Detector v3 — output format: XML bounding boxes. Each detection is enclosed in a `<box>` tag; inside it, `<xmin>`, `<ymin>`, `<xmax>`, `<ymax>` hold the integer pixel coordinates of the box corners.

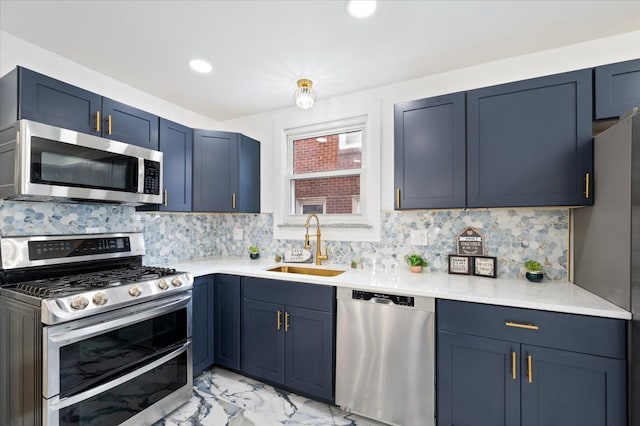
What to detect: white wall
<box><xmin>220</xmin><ymin>31</ymin><xmax>640</xmax><ymax>213</ymax></box>
<box><xmin>0</xmin><ymin>31</ymin><xmax>220</xmax><ymax>129</ymax></box>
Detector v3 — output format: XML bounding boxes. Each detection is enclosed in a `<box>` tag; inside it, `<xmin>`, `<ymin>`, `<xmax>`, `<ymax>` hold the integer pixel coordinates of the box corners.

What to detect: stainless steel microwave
<box><xmin>0</xmin><ymin>119</ymin><xmax>162</xmax><ymax>205</ymax></box>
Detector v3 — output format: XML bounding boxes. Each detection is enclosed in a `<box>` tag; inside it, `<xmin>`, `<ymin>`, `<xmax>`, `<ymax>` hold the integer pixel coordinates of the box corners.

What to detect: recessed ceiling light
<box><xmin>188</xmin><ymin>59</ymin><xmax>213</xmax><ymax>73</ymax></box>
<box><xmin>346</xmin><ymin>0</ymin><xmax>377</xmax><ymax>19</ymax></box>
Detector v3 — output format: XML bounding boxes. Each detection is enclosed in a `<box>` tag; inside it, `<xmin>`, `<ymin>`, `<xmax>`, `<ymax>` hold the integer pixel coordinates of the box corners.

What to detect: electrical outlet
<box><xmin>410</xmin><ymin>230</ymin><xmax>429</xmax><ymax>246</ymax></box>
<box><xmin>233</xmin><ymin>228</ymin><xmax>243</xmax><ymax>240</ymax></box>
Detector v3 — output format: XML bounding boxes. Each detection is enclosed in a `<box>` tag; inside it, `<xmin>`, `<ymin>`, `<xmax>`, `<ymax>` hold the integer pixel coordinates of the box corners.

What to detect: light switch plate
<box><xmin>410</xmin><ymin>230</ymin><xmax>429</xmax><ymax>245</ymax></box>
<box><xmin>233</xmin><ymin>228</ymin><xmax>243</xmax><ymax>240</ymax></box>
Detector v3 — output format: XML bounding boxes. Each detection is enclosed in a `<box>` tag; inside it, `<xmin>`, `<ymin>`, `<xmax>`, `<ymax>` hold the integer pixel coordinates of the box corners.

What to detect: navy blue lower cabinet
<box><xmin>437</xmin><ymin>331</ymin><xmax>520</xmax><ymax>426</ymax></box>
<box><xmin>437</xmin><ymin>300</ymin><xmax>627</xmax><ymax>426</ymax></box>
<box><xmin>242</xmin><ymin>299</ymin><xmax>286</xmax><ymax>384</ymax></box>
<box><xmin>284</xmin><ymin>306</ymin><xmax>334</xmax><ymax>402</ymax></box>
<box><xmin>241</xmin><ymin>277</ymin><xmax>335</xmax><ymax>402</ymax></box>
<box><xmin>520</xmin><ymin>345</ymin><xmax>626</xmax><ymax>426</ymax></box>
<box><xmin>214</xmin><ymin>274</ymin><xmax>241</xmax><ymax>371</ymax></box>
<box><xmin>192</xmin><ymin>275</ymin><xmax>215</xmax><ymax>378</ymax></box>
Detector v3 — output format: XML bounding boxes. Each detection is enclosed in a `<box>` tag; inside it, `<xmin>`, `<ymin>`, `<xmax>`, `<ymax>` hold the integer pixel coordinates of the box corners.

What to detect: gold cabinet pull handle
<box><xmin>232</xmin><ymin>193</ymin><xmax>236</xmax><ymax>209</ymax></box>
<box><xmin>511</xmin><ymin>351</ymin><xmax>517</xmax><ymax>380</ymax></box>
<box><xmin>584</xmin><ymin>172</ymin><xmax>590</xmax><ymax>199</ymax></box>
<box><xmin>285</xmin><ymin>312</ymin><xmax>290</xmax><ymax>331</ymax></box>
<box><xmin>108</xmin><ymin>114</ymin><xmax>112</xmax><ymax>135</ymax></box>
<box><xmin>505</xmin><ymin>321</ymin><xmax>539</xmax><ymax>331</ymax></box>
<box><xmin>95</xmin><ymin>111</ymin><xmax>101</xmax><ymax>132</ymax></box>
<box><xmin>396</xmin><ymin>188</ymin><xmax>401</xmax><ymax>209</ymax></box>
<box><xmin>163</xmin><ymin>190</ymin><xmax>168</xmax><ymax>207</ymax></box>
<box><xmin>277</xmin><ymin>310</ymin><xmax>282</xmax><ymax>330</ymax></box>
<box><xmin>527</xmin><ymin>354</ymin><xmax>533</xmax><ymax>383</ymax></box>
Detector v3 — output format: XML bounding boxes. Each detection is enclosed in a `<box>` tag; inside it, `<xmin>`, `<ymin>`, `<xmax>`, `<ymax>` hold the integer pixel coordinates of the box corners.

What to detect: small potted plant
<box><xmin>524</xmin><ymin>260</ymin><xmax>543</xmax><ymax>282</ymax></box>
<box><xmin>249</xmin><ymin>245</ymin><xmax>260</xmax><ymax>260</ymax></box>
<box><xmin>405</xmin><ymin>254</ymin><xmax>428</xmax><ymax>273</ymax></box>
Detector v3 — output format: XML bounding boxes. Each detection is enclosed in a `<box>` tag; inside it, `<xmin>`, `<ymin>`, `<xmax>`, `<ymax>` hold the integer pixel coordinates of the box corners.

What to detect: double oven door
<box><xmin>42</xmin><ymin>292</ymin><xmax>192</xmax><ymax>426</ymax></box>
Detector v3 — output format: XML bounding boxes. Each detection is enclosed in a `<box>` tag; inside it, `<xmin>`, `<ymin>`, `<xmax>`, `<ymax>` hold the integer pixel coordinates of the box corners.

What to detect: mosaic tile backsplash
<box><xmin>0</xmin><ymin>200</ymin><xmax>568</xmax><ymax>280</ymax></box>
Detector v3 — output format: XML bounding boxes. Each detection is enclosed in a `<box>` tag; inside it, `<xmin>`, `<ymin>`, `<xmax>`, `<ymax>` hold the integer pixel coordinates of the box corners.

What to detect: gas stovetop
<box><xmin>0</xmin><ymin>233</ymin><xmax>193</xmax><ymax>325</ymax></box>
<box><xmin>12</xmin><ymin>266</ymin><xmax>181</xmax><ymax>298</ymax></box>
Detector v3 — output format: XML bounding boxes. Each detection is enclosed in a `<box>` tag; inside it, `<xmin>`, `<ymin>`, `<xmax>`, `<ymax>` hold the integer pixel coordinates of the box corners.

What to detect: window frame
<box><xmin>273</xmin><ymin>111</ymin><xmax>381</xmax><ymax>242</ymax></box>
<box><xmin>286</xmin><ymin>121</ymin><xmax>364</xmax><ymax>220</ymax></box>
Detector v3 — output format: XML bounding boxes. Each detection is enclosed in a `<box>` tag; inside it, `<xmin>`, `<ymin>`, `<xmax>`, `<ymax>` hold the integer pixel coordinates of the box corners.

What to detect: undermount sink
<box><xmin>266</xmin><ymin>265</ymin><xmax>345</xmax><ymax>277</ymax></box>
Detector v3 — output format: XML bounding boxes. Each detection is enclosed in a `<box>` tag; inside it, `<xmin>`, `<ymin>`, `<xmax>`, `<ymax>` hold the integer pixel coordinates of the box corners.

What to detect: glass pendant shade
<box><xmin>294</xmin><ymin>79</ymin><xmax>317</xmax><ymax>109</ymax></box>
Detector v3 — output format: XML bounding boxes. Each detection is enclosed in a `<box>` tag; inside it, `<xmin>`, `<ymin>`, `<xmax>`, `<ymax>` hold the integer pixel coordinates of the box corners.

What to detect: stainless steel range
<box><xmin>0</xmin><ymin>232</ymin><xmax>194</xmax><ymax>426</ymax></box>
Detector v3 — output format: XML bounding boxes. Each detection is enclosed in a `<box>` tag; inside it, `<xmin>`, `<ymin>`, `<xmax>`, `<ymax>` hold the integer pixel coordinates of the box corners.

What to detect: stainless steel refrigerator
<box><xmin>574</xmin><ymin>108</ymin><xmax>640</xmax><ymax>426</ymax></box>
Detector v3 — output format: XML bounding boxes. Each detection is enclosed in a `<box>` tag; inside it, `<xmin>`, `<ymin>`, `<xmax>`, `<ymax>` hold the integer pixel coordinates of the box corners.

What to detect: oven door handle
<box><xmin>46</xmin><ymin>293</ymin><xmax>191</xmax><ymax>345</ymax></box>
<box><xmin>46</xmin><ymin>339</ymin><xmax>191</xmax><ymax>411</ymax></box>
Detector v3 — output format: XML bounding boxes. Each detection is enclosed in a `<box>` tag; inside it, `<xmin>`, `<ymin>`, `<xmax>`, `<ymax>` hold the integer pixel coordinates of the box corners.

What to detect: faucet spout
<box><xmin>304</xmin><ymin>214</ymin><xmax>328</xmax><ymax>265</ymax></box>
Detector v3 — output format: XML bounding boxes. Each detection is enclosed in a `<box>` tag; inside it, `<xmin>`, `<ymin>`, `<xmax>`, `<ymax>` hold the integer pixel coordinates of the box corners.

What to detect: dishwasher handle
<box><xmin>371</xmin><ymin>297</ymin><xmax>392</xmax><ymax>305</ymax></box>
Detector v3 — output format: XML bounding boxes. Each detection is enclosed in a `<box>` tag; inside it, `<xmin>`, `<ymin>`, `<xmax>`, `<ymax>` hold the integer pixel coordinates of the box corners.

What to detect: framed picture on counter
<box><xmin>473</xmin><ymin>256</ymin><xmax>497</xmax><ymax>278</ymax></box>
<box><xmin>448</xmin><ymin>255</ymin><xmax>472</xmax><ymax>275</ymax></box>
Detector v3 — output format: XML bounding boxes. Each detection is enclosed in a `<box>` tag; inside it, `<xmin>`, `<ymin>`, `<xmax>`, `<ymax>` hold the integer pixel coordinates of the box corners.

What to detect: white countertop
<box><xmin>168</xmin><ymin>257</ymin><xmax>631</xmax><ymax>320</ymax></box>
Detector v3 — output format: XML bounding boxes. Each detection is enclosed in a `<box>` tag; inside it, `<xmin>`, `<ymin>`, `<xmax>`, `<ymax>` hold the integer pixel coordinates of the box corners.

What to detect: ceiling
<box><xmin>1</xmin><ymin>1</ymin><xmax>639</xmax><ymax>121</ymax></box>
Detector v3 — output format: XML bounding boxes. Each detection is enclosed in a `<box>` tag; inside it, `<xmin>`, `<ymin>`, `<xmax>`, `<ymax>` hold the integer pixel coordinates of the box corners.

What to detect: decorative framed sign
<box><xmin>473</xmin><ymin>256</ymin><xmax>497</xmax><ymax>278</ymax></box>
<box><xmin>448</xmin><ymin>255</ymin><xmax>473</xmax><ymax>275</ymax></box>
<box><xmin>457</xmin><ymin>227</ymin><xmax>485</xmax><ymax>256</ymax></box>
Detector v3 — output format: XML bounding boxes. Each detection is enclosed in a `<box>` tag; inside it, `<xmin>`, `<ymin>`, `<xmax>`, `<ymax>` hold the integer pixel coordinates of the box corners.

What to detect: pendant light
<box><xmin>294</xmin><ymin>79</ymin><xmax>317</xmax><ymax>109</ymax></box>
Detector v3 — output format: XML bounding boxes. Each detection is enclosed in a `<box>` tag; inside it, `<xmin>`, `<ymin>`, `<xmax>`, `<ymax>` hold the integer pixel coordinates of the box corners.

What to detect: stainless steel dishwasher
<box><xmin>335</xmin><ymin>287</ymin><xmax>435</xmax><ymax>426</ymax></box>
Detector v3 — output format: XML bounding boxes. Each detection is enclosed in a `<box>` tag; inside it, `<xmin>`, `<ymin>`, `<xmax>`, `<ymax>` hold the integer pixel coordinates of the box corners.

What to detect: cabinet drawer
<box><xmin>242</xmin><ymin>277</ymin><xmax>334</xmax><ymax>312</ymax></box>
<box><xmin>437</xmin><ymin>299</ymin><xmax>625</xmax><ymax>359</ymax></box>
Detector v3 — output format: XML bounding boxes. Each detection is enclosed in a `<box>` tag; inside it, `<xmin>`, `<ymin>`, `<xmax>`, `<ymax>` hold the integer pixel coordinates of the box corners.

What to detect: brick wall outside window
<box><xmin>293</xmin><ymin>134</ymin><xmax>361</xmax><ymax>214</ymax></box>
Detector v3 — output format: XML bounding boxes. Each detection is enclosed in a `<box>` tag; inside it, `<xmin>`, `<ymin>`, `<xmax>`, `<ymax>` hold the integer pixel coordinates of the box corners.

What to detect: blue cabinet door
<box><xmin>101</xmin><ymin>97</ymin><xmax>159</xmax><ymax>150</ymax></box>
<box><xmin>192</xmin><ymin>129</ymin><xmax>239</xmax><ymax>212</ymax></box>
<box><xmin>17</xmin><ymin>67</ymin><xmax>102</xmax><ymax>135</ymax></box>
<box><xmin>242</xmin><ymin>299</ymin><xmax>285</xmax><ymax>384</ymax></box>
<box><xmin>192</xmin><ymin>275</ymin><xmax>215</xmax><ymax>378</ymax></box>
<box><xmin>394</xmin><ymin>92</ymin><xmax>466</xmax><ymax>209</ymax></box>
<box><xmin>521</xmin><ymin>345</ymin><xmax>626</xmax><ymax>426</ymax></box>
<box><xmin>284</xmin><ymin>305</ymin><xmax>334</xmax><ymax>402</ymax></box>
<box><xmin>467</xmin><ymin>69</ymin><xmax>593</xmax><ymax>207</ymax></box>
<box><xmin>159</xmin><ymin>118</ymin><xmax>192</xmax><ymax>211</ymax></box>
<box><xmin>437</xmin><ymin>331</ymin><xmax>520</xmax><ymax>426</ymax></box>
<box><xmin>595</xmin><ymin>58</ymin><xmax>640</xmax><ymax>119</ymax></box>
<box><xmin>238</xmin><ymin>134</ymin><xmax>261</xmax><ymax>213</ymax></box>
<box><xmin>214</xmin><ymin>274</ymin><xmax>241</xmax><ymax>371</ymax></box>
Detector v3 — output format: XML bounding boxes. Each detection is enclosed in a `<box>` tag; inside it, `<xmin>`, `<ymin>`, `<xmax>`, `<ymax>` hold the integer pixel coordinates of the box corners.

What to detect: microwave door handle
<box><xmin>138</xmin><ymin>157</ymin><xmax>145</xmax><ymax>194</ymax></box>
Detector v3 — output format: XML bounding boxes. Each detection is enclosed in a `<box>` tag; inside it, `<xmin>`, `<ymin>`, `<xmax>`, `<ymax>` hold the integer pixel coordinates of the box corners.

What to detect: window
<box><xmin>274</xmin><ymin>113</ymin><xmax>381</xmax><ymax>242</ymax></box>
<box><xmin>289</xmin><ymin>130</ymin><xmax>362</xmax><ymax>216</ymax></box>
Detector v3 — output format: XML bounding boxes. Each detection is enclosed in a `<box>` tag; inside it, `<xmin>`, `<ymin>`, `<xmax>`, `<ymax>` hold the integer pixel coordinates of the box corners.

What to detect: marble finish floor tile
<box><xmin>155</xmin><ymin>367</ymin><xmax>386</xmax><ymax>426</ymax></box>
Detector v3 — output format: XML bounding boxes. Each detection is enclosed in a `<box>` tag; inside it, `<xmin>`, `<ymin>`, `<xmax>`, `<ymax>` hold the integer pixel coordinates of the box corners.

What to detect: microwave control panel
<box><xmin>143</xmin><ymin>160</ymin><xmax>161</xmax><ymax>195</ymax></box>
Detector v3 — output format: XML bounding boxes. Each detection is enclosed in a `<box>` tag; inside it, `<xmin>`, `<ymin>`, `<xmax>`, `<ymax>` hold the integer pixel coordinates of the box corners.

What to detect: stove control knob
<box><xmin>70</xmin><ymin>296</ymin><xmax>89</xmax><ymax>310</ymax></box>
<box><xmin>157</xmin><ymin>279</ymin><xmax>169</xmax><ymax>290</ymax></box>
<box><xmin>171</xmin><ymin>277</ymin><xmax>183</xmax><ymax>287</ymax></box>
<box><xmin>92</xmin><ymin>292</ymin><xmax>109</xmax><ymax>306</ymax></box>
<box><xmin>129</xmin><ymin>285</ymin><xmax>143</xmax><ymax>297</ymax></box>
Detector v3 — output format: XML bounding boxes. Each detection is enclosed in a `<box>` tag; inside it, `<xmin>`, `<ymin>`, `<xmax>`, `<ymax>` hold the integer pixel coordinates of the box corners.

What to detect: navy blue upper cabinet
<box><xmin>241</xmin><ymin>277</ymin><xmax>335</xmax><ymax>402</ymax></box>
<box><xmin>214</xmin><ymin>274</ymin><xmax>241</xmax><ymax>371</ymax></box>
<box><xmin>437</xmin><ymin>300</ymin><xmax>627</xmax><ymax>426</ymax></box>
<box><xmin>101</xmin><ymin>98</ymin><xmax>159</xmax><ymax>150</ymax></box>
<box><xmin>394</xmin><ymin>92</ymin><xmax>466</xmax><ymax>209</ymax></box>
<box><xmin>467</xmin><ymin>69</ymin><xmax>593</xmax><ymax>207</ymax></box>
<box><xmin>595</xmin><ymin>58</ymin><xmax>640</xmax><ymax>120</ymax></box>
<box><xmin>192</xmin><ymin>275</ymin><xmax>215</xmax><ymax>378</ymax></box>
<box><xmin>1</xmin><ymin>67</ymin><xmax>102</xmax><ymax>134</ymax></box>
<box><xmin>0</xmin><ymin>67</ymin><xmax>159</xmax><ymax>150</ymax></box>
<box><xmin>159</xmin><ymin>118</ymin><xmax>193</xmax><ymax>211</ymax></box>
<box><xmin>193</xmin><ymin>130</ymin><xmax>260</xmax><ymax>213</ymax></box>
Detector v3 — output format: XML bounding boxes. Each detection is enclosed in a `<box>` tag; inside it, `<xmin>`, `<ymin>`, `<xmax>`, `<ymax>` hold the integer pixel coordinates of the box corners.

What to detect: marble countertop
<box><xmin>168</xmin><ymin>257</ymin><xmax>631</xmax><ymax>320</ymax></box>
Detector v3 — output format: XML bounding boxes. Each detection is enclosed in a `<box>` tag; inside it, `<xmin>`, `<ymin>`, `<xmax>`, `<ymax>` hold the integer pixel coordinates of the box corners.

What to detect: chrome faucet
<box><xmin>304</xmin><ymin>213</ymin><xmax>328</xmax><ymax>265</ymax></box>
